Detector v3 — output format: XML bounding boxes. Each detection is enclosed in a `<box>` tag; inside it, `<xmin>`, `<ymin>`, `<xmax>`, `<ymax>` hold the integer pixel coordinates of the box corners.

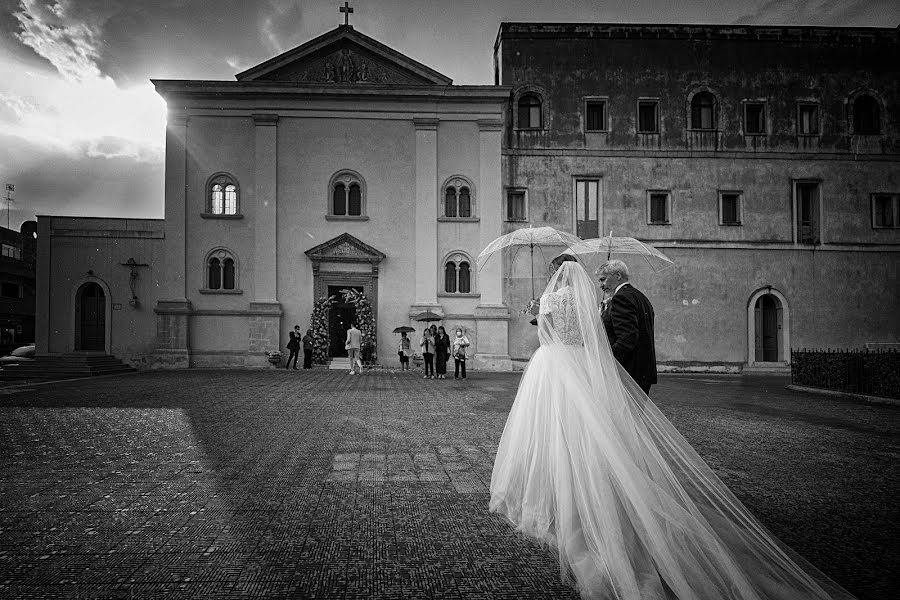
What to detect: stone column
<box><xmin>474</xmin><ymin>119</ymin><xmax>512</xmax><ymax>371</ymax></box>
<box><xmin>250</xmin><ymin>113</ymin><xmax>282</xmax><ymax>366</ymax></box>
<box><xmin>153</xmin><ymin>112</ymin><xmax>192</xmax><ymax>368</ymax></box>
<box><xmin>410</xmin><ymin>118</ymin><xmax>441</xmax><ymax>318</ymax></box>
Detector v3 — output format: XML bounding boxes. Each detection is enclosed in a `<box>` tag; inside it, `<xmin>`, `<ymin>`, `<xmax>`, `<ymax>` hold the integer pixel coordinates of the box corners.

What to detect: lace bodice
<box><xmin>539</xmin><ymin>286</ymin><xmax>583</xmax><ymax>345</ymax></box>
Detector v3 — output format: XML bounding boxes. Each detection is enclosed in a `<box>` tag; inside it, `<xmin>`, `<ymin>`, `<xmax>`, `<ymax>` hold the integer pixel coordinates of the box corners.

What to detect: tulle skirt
<box><xmin>489</xmin><ymin>343</ymin><xmax>854</xmax><ymax>600</ymax></box>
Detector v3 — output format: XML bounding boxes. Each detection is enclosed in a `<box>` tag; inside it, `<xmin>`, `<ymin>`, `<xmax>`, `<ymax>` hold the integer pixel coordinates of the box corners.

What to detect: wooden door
<box><xmin>79</xmin><ymin>283</ymin><xmax>105</xmax><ymax>351</ymax></box>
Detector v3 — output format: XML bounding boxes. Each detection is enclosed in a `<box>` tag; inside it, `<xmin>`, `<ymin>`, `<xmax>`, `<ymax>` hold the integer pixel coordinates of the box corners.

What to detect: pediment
<box><xmin>236</xmin><ymin>25</ymin><xmax>451</xmax><ymax>86</ymax></box>
<box><xmin>305</xmin><ymin>233</ymin><xmax>386</xmax><ymax>264</ymax></box>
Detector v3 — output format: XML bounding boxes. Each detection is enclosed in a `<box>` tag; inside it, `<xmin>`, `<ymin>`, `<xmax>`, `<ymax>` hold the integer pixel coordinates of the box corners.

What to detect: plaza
<box><xmin>0</xmin><ymin>369</ymin><xmax>896</xmax><ymax>599</ymax></box>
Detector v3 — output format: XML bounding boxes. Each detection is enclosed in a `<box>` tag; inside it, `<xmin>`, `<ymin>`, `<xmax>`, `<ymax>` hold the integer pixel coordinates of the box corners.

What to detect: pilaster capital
<box><xmin>167</xmin><ymin>113</ymin><xmax>189</xmax><ymax>127</ymax></box>
<box><xmin>477</xmin><ymin>119</ymin><xmax>504</xmax><ymax>132</ymax></box>
<box><xmin>252</xmin><ymin>113</ymin><xmax>280</xmax><ymax>126</ymax></box>
<box><xmin>413</xmin><ymin>117</ymin><xmax>439</xmax><ymax>131</ymax></box>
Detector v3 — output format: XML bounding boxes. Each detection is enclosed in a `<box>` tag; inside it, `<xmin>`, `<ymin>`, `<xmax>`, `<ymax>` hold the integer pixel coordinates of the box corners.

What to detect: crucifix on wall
<box><xmin>340</xmin><ymin>1</ymin><xmax>353</xmax><ymax>26</ymax></box>
<box><xmin>120</xmin><ymin>257</ymin><xmax>149</xmax><ymax>307</ymax></box>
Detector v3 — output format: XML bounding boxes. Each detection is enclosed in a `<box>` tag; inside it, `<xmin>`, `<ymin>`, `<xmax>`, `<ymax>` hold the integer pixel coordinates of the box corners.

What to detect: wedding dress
<box><xmin>489</xmin><ymin>262</ymin><xmax>854</xmax><ymax>600</ymax></box>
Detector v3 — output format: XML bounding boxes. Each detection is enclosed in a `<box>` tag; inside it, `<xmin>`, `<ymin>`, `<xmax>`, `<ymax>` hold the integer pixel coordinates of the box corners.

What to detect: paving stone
<box><xmin>0</xmin><ymin>370</ymin><xmax>895</xmax><ymax>599</ymax></box>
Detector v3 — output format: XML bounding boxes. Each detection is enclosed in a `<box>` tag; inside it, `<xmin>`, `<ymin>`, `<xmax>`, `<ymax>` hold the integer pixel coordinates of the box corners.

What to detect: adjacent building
<box><xmin>495</xmin><ymin>23</ymin><xmax>900</xmax><ymax>369</ymax></box>
<box><xmin>0</xmin><ymin>221</ymin><xmax>37</xmax><ymax>353</ymax></box>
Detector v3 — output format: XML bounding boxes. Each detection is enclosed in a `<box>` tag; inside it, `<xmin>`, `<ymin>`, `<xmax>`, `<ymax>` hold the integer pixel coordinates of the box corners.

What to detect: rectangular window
<box><xmin>719</xmin><ymin>192</ymin><xmax>742</xmax><ymax>225</ymax></box>
<box><xmin>575</xmin><ymin>179</ymin><xmax>600</xmax><ymax>238</ymax></box>
<box><xmin>794</xmin><ymin>181</ymin><xmax>821</xmax><ymax>244</ymax></box>
<box><xmin>506</xmin><ymin>190</ymin><xmax>526</xmax><ymax>221</ymax></box>
<box><xmin>798</xmin><ymin>103</ymin><xmax>819</xmax><ymax>135</ymax></box>
<box><xmin>744</xmin><ymin>102</ymin><xmax>766</xmax><ymax>135</ymax></box>
<box><xmin>0</xmin><ymin>282</ymin><xmax>19</xmax><ymax>298</ymax></box>
<box><xmin>1</xmin><ymin>244</ymin><xmax>21</xmax><ymax>260</ymax></box>
<box><xmin>648</xmin><ymin>191</ymin><xmax>671</xmax><ymax>225</ymax></box>
<box><xmin>585</xmin><ymin>100</ymin><xmax>607</xmax><ymax>132</ymax></box>
<box><xmin>872</xmin><ymin>194</ymin><xmax>900</xmax><ymax>228</ymax></box>
<box><xmin>637</xmin><ymin>101</ymin><xmax>659</xmax><ymax>133</ymax></box>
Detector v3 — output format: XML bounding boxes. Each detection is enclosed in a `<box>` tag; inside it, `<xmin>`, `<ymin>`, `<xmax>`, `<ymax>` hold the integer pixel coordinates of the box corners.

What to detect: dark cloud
<box><xmin>733</xmin><ymin>0</ymin><xmax>899</xmax><ymax>26</ymax></box>
<box><xmin>0</xmin><ymin>133</ymin><xmax>163</xmax><ymax>228</ymax></box>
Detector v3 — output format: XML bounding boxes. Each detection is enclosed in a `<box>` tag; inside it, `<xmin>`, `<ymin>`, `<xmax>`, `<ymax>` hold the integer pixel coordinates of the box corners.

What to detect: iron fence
<box><xmin>791</xmin><ymin>348</ymin><xmax>900</xmax><ymax>400</ymax></box>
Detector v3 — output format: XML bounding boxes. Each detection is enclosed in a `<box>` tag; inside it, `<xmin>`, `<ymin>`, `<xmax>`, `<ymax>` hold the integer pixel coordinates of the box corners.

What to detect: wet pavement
<box><xmin>0</xmin><ymin>369</ymin><xmax>896</xmax><ymax>599</ymax></box>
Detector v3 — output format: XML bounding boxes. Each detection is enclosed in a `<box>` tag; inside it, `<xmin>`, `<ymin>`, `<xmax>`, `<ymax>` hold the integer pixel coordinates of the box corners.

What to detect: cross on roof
<box><xmin>339</xmin><ymin>1</ymin><xmax>353</xmax><ymax>26</ymax></box>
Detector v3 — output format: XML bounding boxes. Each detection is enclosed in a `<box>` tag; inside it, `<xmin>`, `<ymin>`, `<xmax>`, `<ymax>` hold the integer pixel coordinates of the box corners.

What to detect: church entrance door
<box><xmin>78</xmin><ymin>282</ymin><xmax>106</xmax><ymax>352</ymax></box>
<box><xmin>328</xmin><ymin>286</ymin><xmax>362</xmax><ymax>357</ymax></box>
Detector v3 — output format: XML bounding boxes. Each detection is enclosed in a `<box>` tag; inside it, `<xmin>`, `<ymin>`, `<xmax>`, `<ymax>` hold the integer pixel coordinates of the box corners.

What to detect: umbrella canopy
<box><xmin>392</xmin><ymin>326</ymin><xmax>416</xmax><ymax>334</ymax></box>
<box><xmin>477</xmin><ymin>226</ymin><xmax>584</xmax><ymax>298</ymax></box>
<box><xmin>412</xmin><ymin>311</ymin><xmax>443</xmax><ymax>323</ymax></box>
<box><xmin>566</xmin><ymin>236</ymin><xmax>675</xmax><ymax>275</ymax></box>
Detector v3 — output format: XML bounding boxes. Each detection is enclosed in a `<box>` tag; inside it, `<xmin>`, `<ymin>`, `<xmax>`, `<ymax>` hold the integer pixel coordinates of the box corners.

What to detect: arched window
<box><xmin>458</xmin><ymin>188</ymin><xmax>471</xmax><ymax>218</ymax></box>
<box><xmin>441</xmin><ymin>177</ymin><xmax>475</xmax><ymax>219</ymax></box>
<box><xmin>223</xmin><ymin>258</ymin><xmax>235</xmax><ymax>290</ymax></box>
<box><xmin>690</xmin><ymin>92</ymin><xmax>718</xmax><ymax>130</ymax></box>
<box><xmin>853</xmin><ymin>95</ymin><xmax>881</xmax><ymax>134</ymax></box>
<box><xmin>458</xmin><ymin>262</ymin><xmax>471</xmax><ymax>293</ymax></box>
<box><xmin>445</xmin><ymin>187</ymin><xmax>457</xmax><ymax>218</ymax></box>
<box><xmin>329</xmin><ymin>171</ymin><xmax>366</xmax><ymax>217</ymax></box>
<box><xmin>205</xmin><ymin>249</ymin><xmax>238</xmax><ymax>291</ymax></box>
<box><xmin>208</xmin><ymin>257</ymin><xmax>221</xmax><ymax>289</ymax></box>
<box><xmin>443</xmin><ymin>253</ymin><xmax>474</xmax><ymax>294</ymax></box>
<box><xmin>207</xmin><ymin>173</ymin><xmax>239</xmax><ymax>215</ymax></box>
<box><xmin>333</xmin><ymin>184</ymin><xmax>347</xmax><ymax>216</ymax></box>
<box><xmin>444</xmin><ymin>263</ymin><xmax>457</xmax><ymax>293</ymax></box>
<box><xmin>518</xmin><ymin>94</ymin><xmax>542</xmax><ymax>129</ymax></box>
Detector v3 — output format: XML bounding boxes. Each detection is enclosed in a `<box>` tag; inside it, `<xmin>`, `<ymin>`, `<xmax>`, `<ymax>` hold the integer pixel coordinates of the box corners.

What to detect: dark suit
<box><xmin>286</xmin><ymin>331</ymin><xmax>300</xmax><ymax>369</ymax></box>
<box><xmin>601</xmin><ymin>283</ymin><xmax>657</xmax><ymax>394</ymax></box>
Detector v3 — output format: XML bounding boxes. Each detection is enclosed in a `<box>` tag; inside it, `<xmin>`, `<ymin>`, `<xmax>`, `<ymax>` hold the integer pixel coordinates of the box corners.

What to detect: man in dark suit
<box><xmin>598</xmin><ymin>260</ymin><xmax>657</xmax><ymax>395</ymax></box>
<box><xmin>286</xmin><ymin>325</ymin><xmax>301</xmax><ymax>370</ymax></box>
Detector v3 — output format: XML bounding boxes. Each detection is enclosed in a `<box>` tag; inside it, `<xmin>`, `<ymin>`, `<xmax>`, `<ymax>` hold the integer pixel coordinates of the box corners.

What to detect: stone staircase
<box><xmin>328</xmin><ymin>357</ymin><xmax>352</xmax><ymax>371</ymax></box>
<box><xmin>0</xmin><ymin>353</ymin><xmax>137</xmax><ymax>381</ymax></box>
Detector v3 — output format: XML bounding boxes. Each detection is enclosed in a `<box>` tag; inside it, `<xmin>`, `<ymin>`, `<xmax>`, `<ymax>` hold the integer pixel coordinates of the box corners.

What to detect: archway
<box><xmin>76</xmin><ymin>282</ymin><xmax>106</xmax><ymax>352</ymax></box>
<box><xmin>747</xmin><ymin>288</ymin><xmax>790</xmax><ymax>366</ymax></box>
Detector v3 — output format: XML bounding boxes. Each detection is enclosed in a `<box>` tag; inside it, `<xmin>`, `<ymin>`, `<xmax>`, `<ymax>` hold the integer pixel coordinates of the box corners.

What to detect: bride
<box><xmin>489</xmin><ymin>257</ymin><xmax>855</xmax><ymax>600</ymax></box>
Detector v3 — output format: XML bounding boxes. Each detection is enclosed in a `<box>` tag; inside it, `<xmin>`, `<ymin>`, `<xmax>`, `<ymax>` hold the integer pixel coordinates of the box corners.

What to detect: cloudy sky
<box><xmin>0</xmin><ymin>0</ymin><xmax>897</xmax><ymax>231</ymax></box>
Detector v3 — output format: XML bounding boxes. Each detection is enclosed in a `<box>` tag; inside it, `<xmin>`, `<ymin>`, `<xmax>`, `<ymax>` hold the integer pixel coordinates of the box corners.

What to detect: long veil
<box><xmin>490</xmin><ymin>262</ymin><xmax>854</xmax><ymax>600</ymax></box>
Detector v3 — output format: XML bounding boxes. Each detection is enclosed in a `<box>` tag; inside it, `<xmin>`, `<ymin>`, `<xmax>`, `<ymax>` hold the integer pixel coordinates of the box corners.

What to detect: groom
<box><xmin>598</xmin><ymin>260</ymin><xmax>657</xmax><ymax>395</ymax></box>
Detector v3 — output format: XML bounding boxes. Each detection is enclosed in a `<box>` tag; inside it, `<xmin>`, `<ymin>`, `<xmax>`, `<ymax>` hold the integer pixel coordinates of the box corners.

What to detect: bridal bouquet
<box><xmin>519</xmin><ymin>298</ymin><xmax>538</xmax><ymax>315</ymax></box>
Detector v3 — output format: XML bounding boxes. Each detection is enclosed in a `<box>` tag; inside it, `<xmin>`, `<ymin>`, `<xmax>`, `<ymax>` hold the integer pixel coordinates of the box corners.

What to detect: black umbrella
<box><xmin>413</xmin><ymin>311</ymin><xmax>442</xmax><ymax>322</ymax></box>
<box><xmin>392</xmin><ymin>326</ymin><xmax>416</xmax><ymax>334</ymax></box>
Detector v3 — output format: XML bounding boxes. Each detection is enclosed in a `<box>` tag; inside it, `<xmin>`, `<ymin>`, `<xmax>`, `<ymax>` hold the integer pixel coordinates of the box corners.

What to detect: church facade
<box><xmin>37</xmin><ymin>24</ymin><xmax>513</xmax><ymax>370</ymax></box>
<box><xmin>36</xmin><ymin>21</ymin><xmax>899</xmax><ymax>371</ymax></box>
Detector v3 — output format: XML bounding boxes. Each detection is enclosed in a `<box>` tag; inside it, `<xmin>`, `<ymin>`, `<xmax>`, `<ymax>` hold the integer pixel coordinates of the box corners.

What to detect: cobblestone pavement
<box><xmin>0</xmin><ymin>369</ymin><xmax>896</xmax><ymax>599</ymax></box>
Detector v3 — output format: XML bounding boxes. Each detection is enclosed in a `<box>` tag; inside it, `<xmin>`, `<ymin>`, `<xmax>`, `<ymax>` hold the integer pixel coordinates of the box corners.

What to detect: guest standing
<box><xmin>302</xmin><ymin>329</ymin><xmax>314</xmax><ymax>369</ymax></box>
<box><xmin>346</xmin><ymin>322</ymin><xmax>362</xmax><ymax>376</ymax></box>
<box><xmin>398</xmin><ymin>332</ymin><xmax>411</xmax><ymax>371</ymax></box>
<box><xmin>452</xmin><ymin>328</ymin><xmax>470</xmax><ymax>380</ymax></box>
<box><xmin>285</xmin><ymin>325</ymin><xmax>301</xmax><ymax>370</ymax></box>
<box><xmin>420</xmin><ymin>329</ymin><xmax>435</xmax><ymax>379</ymax></box>
<box><xmin>434</xmin><ymin>326</ymin><xmax>451</xmax><ymax>379</ymax></box>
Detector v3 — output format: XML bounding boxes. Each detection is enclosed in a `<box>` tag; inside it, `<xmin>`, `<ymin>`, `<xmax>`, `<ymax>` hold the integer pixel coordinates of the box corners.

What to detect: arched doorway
<box><xmin>76</xmin><ymin>282</ymin><xmax>106</xmax><ymax>352</ymax></box>
<box><xmin>747</xmin><ymin>288</ymin><xmax>790</xmax><ymax>366</ymax></box>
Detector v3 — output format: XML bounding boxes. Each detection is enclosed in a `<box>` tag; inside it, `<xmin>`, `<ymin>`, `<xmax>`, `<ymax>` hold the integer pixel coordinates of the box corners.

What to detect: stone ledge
<box><xmin>787</xmin><ymin>385</ymin><xmax>899</xmax><ymax>406</ymax></box>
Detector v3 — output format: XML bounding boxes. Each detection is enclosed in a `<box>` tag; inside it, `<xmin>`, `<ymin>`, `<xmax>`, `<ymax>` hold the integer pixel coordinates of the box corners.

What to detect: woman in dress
<box><xmin>489</xmin><ymin>258</ymin><xmax>854</xmax><ymax>600</ymax></box>
<box><xmin>434</xmin><ymin>326</ymin><xmax>451</xmax><ymax>379</ymax></box>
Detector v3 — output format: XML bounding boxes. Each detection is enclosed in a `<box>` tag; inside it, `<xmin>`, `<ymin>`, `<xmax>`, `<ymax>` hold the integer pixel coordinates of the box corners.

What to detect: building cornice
<box><xmin>496</xmin><ymin>22</ymin><xmax>900</xmax><ymax>46</ymax></box>
<box><xmin>152</xmin><ymin>80</ymin><xmax>511</xmax><ymax>103</ymax></box>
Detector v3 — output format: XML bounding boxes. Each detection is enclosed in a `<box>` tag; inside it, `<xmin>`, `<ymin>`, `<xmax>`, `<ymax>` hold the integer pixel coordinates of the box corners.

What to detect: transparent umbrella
<box><xmin>566</xmin><ymin>235</ymin><xmax>675</xmax><ymax>276</ymax></box>
<box><xmin>477</xmin><ymin>226</ymin><xmax>583</xmax><ymax>298</ymax></box>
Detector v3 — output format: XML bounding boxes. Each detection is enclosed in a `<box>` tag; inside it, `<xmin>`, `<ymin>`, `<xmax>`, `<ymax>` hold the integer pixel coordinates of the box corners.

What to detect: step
<box><xmin>329</xmin><ymin>358</ymin><xmax>352</xmax><ymax>370</ymax></box>
<box><xmin>0</xmin><ymin>354</ymin><xmax>136</xmax><ymax>380</ymax></box>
